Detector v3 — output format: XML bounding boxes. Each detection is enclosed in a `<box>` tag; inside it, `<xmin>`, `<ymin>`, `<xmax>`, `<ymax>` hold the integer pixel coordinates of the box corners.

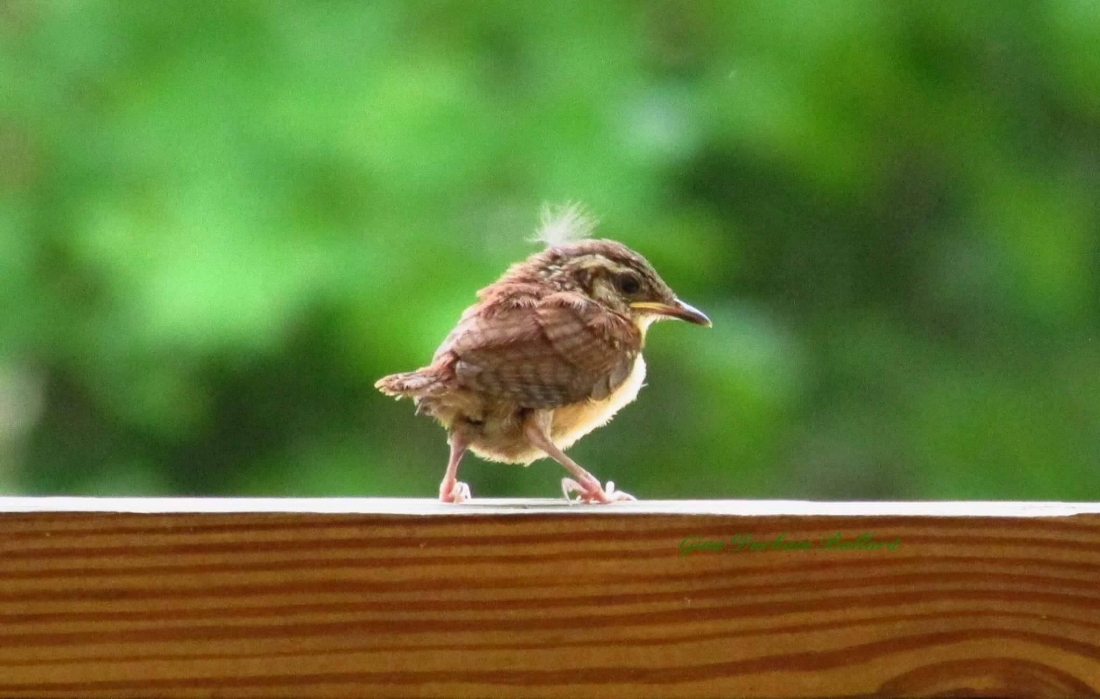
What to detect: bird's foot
<box><xmin>561</xmin><ymin>477</ymin><xmax>636</xmax><ymax>504</ymax></box>
<box><xmin>439</xmin><ymin>478</ymin><xmax>472</xmax><ymax>504</ymax></box>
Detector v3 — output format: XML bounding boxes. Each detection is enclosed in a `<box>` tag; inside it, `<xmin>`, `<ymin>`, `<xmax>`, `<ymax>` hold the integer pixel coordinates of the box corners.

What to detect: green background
<box><xmin>2</xmin><ymin>1</ymin><xmax>1099</xmax><ymax>500</ymax></box>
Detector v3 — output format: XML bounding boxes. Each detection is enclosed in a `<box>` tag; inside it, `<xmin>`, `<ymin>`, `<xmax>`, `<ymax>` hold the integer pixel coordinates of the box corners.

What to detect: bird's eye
<box><xmin>617</xmin><ymin>274</ymin><xmax>641</xmax><ymax>295</ymax></box>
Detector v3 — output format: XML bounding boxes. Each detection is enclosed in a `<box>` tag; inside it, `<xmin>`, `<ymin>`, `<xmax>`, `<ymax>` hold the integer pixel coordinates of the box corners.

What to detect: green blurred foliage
<box><xmin>1</xmin><ymin>0</ymin><xmax>1099</xmax><ymax>499</ymax></box>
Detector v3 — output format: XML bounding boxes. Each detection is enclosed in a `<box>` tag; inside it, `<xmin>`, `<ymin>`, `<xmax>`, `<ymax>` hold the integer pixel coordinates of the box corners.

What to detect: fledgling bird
<box><xmin>375</xmin><ymin>206</ymin><xmax>711</xmax><ymax>504</ymax></box>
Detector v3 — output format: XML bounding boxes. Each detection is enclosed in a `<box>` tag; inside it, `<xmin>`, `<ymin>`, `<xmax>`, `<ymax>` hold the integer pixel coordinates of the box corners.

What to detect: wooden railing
<box><xmin>1</xmin><ymin>498</ymin><xmax>1099</xmax><ymax>698</ymax></box>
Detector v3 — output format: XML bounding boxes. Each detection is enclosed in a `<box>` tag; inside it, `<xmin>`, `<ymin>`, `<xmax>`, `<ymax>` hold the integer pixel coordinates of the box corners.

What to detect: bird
<box><xmin>375</xmin><ymin>206</ymin><xmax>711</xmax><ymax>504</ymax></box>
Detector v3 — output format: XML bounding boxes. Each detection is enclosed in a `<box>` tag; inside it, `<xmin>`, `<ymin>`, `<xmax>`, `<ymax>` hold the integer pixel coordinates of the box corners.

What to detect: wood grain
<box><xmin>0</xmin><ymin>498</ymin><xmax>1098</xmax><ymax>698</ymax></box>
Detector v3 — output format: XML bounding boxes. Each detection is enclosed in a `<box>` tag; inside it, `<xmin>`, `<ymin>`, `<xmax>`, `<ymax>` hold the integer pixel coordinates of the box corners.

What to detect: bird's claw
<box><xmin>561</xmin><ymin>477</ymin><xmax>636</xmax><ymax>504</ymax></box>
<box><xmin>439</xmin><ymin>479</ymin><xmax>472</xmax><ymax>504</ymax></box>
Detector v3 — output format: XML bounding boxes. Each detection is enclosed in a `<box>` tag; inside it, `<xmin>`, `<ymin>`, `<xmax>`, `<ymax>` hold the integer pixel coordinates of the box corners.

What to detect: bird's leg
<box><xmin>522</xmin><ymin>411</ymin><xmax>635</xmax><ymax>504</ymax></box>
<box><xmin>439</xmin><ymin>431</ymin><xmax>472</xmax><ymax>504</ymax></box>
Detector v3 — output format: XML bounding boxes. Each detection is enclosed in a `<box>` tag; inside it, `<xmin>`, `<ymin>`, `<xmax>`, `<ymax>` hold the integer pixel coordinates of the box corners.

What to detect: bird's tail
<box><xmin>374</xmin><ymin>366</ymin><xmax>445</xmax><ymax>400</ymax></box>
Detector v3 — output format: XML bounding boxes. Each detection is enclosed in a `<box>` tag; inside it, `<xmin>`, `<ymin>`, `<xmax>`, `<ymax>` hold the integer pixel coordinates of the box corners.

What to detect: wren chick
<box><xmin>375</xmin><ymin>208</ymin><xmax>711</xmax><ymax>504</ymax></box>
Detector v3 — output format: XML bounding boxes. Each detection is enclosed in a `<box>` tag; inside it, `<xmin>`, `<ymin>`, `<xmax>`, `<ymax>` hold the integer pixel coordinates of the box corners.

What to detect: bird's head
<box><xmin>519</xmin><ymin>239</ymin><xmax>712</xmax><ymax>331</ymax></box>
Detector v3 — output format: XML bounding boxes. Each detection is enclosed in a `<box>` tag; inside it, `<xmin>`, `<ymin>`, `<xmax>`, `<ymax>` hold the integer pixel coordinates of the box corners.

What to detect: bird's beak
<box><xmin>630</xmin><ymin>299</ymin><xmax>712</xmax><ymax>327</ymax></box>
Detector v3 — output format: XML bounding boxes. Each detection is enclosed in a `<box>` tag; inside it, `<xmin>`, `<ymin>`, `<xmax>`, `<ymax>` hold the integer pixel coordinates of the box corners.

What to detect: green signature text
<box><xmin>679</xmin><ymin>533</ymin><xmax>901</xmax><ymax>557</ymax></box>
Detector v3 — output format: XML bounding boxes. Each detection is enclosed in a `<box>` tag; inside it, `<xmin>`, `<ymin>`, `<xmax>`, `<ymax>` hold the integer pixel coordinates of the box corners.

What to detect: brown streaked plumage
<box><xmin>376</xmin><ymin>214</ymin><xmax>711</xmax><ymax>504</ymax></box>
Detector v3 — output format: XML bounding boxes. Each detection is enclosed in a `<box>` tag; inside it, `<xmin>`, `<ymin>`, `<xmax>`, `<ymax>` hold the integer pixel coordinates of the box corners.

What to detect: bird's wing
<box><xmin>441</xmin><ymin>292</ymin><xmax>639</xmax><ymax>408</ymax></box>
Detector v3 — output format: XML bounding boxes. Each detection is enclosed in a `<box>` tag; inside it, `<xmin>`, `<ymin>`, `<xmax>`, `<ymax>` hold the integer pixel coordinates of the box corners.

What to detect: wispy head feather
<box><xmin>529</xmin><ymin>202</ymin><xmax>598</xmax><ymax>247</ymax></box>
